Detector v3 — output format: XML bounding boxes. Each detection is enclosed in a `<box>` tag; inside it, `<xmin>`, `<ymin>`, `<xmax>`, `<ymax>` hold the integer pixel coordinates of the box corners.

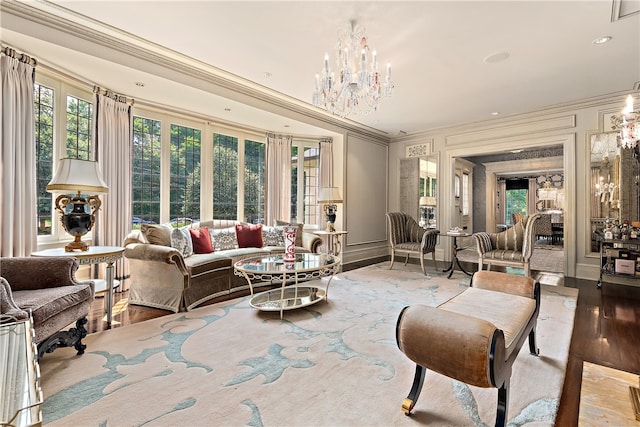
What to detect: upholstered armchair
<box><xmin>386</xmin><ymin>212</ymin><xmax>440</xmax><ymax>275</ymax></box>
<box><xmin>0</xmin><ymin>257</ymin><xmax>95</xmax><ymax>359</ymax></box>
<box><xmin>472</xmin><ymin>214</ymin><xmax>540</xmax><ymax>277</ymax></box>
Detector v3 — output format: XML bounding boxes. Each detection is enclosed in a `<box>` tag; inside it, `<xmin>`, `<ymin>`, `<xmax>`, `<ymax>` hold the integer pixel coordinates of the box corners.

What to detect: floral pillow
<box><xmin>170</xmin><ymin>227</ymin><xmax>193</xmax><ymax>258</ymax></box>
<box><xmin>262</xmin><ymin>226</ymin><xmax>285</xmax><ymax>247</ymax></box>
<box><xmin>209</xmin><ymin>227</ymin><xmax>238</xmax><ymax>251</ymax></box>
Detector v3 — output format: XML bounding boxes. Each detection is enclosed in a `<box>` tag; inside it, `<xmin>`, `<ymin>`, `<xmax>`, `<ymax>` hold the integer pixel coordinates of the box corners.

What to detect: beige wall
<box><xmin>388</xmin><ymin>91</ymin><xmax>640</xmax><ymax>281</ymax></box>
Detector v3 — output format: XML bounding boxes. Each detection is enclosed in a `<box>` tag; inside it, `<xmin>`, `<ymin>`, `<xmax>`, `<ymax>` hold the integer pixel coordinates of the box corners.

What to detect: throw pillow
<box><xmin>262</xmin><ymin>226</ymin><xmax>285</xmax><ymax>247</ymax></box>
<box><xmin>236</xmin><ymin>224</ymin><xmax>264</xmax><ymax>248</ymax></box>
<box><xmin>189</xmin><ymin>227</ymin><xmax>213</xmax><ymax>254</ymax></box>
<box><xmin>171</xmin><ymin>227</ymin><xmax>193</xmax><ymax>258</ymax></box>
<box><xmin>141</xmin><ymin>224</ymin><xmax>172</xmax><ymax>247</ymax></box>
<box><xmin>209</xmin><ymin>227</ymin><xmax>239</xmax><ymax>251</ymax></box>
<box><xmin>275</xmin><ymin>220</ymin><xmax>303</xmax><ymax>247</ymax></box>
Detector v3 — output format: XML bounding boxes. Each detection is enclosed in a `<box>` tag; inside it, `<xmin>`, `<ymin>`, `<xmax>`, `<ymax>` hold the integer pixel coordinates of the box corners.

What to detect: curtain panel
<box><xmin>0</xmin><ymin>47</ymin><xmax>37</xmax><ymax>257</ymax></box>
<box><xmin>265</xmin><ymin>133</ymin><xmax>292</xmax><ymax>225</ymax></box>
<box><xmin>93</xmin><ymin>87</ymin><xmax>133</xmax><ymax>287</ymax></box>
<box><xmin>528</xmin><ymin>178</ymin><xmax>538</xmax><ymax>214</ymax></box>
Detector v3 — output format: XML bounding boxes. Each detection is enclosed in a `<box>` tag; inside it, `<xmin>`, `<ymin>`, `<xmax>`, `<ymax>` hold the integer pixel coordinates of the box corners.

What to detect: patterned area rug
<box><xmin>39</xmin><ymin>263</ymin><xmax>578</xmax><ymax>426</ymax></box>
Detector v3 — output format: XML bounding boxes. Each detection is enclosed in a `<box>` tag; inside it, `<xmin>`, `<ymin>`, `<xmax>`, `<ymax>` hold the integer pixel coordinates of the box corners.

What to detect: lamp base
<box><xmin>325</xmin><ymin>221</ymin><xmax>336</xmax><ymax>232</ymax></box>
<box><xmin>65</xmin><ymin>235</ymin><xmax>89</xmax><ymax>252</ymax></box>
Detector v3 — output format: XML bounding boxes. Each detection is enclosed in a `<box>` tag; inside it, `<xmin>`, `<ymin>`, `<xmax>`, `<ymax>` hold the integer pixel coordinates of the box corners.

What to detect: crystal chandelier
<box><xmin>611</xmin><ymin>95</ymin><xmax>639</xmax><ymax>149</ymax></box>
<box><xmin>312</xmin><ymin>21</ymin><xmax>393</xmax><ymax>117</ymax></box>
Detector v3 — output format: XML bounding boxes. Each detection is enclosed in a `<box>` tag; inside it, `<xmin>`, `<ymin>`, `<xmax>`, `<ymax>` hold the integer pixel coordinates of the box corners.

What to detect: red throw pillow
<box><xmin>189</xmin><ymin>227</ymin><xmax>213</xmax><ymax>253</ymax></box>
<box><xmin>236</xmin><ymin>224</ymin><xmax>263</xmax><ymax>248</ymax></box>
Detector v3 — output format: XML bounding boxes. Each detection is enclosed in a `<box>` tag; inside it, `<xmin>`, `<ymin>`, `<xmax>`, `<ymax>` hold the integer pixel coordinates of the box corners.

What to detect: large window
<box><xmin>212</xmin><ymin>133</ymin><xmax>238</xmax><ymax>220</ymax></box>
<box><xmin>34</xmin><ymin>84</ymin><xmax>55</xmax><ymax>236</ymax></box>
<box><xmin>132</xmin><ymin>116</ymin><xmax>161</xmax><ymax>225</ymax></box>
<box><xmin>244</xmin><ymin>139</ymin><xmax>265</xmax><ymax>224</ymax></box>
<box><xmin>65</xmin><ymin>95</ymin><xmax>92</xmax><ymax>160</ymax></box>
<box><xmin>291</xmin><ymin>143</ymin><xmax>319</xmax><ymax>225</ymax></box>
<box><xmin>34</xmin><ymin>79</ymin><xmax>94</xmax><ymax>240</ymax></box>
<box><xmin>170</xmin><ymin>124</ymin><xmax>201</xmax><ymax>223</ymax></box>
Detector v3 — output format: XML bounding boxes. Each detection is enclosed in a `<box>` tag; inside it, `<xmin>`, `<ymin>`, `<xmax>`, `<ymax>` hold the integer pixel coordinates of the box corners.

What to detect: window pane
<box><xmin>244</xmin><ymin>139</ymin><xmax>265</xmax><ymax>224</ymax></box>
<box><xmin>213</xmin><ymin>133</ymin><xmax>238</xmax><ymax>220</ymax></box>
<box><xmin>302</xmin><ymin>146</ymin><xmax>319</xmax><ymax>225</ymax></box>
<box><xmin>290</xmin><ymin>146</ymin><xmax>298</xmax><ymax>220</ymax></box>
<box><xmin>34</xmin><ymin>84</ymin><xmax>55</xmax><ymax>236</ymax></box>
<box><xmin>462</xmin><ymin>173</ymin><xmax>469</xmax><ymax>216</ymax></box>
<box><xmin>506</xmin><ymin>189</ymin><xmax>528</xmax><ymax>225</ymax></box>
<box><xmin>66</xmin><ymin>95</ymin><xmax>93</xmax><ymax>160</ymax></box>
<box><xmin>170</xmin><ymin>124</ymin><xmax>201</xmax><ymax>223</ymax></box>
<box><xmin>131</xmin><ymin>116</ymin><xmax>162</xmax><ymax>227</ymax></box>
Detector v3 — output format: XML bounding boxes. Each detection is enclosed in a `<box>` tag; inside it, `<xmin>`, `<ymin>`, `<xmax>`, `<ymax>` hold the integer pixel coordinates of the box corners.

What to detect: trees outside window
<box><xmin>170</xmin><ymin>124</ymin><xmax>201</xmax><ymax>223</ymax></box>
<box><xmin>132</xmin><ymin>117</ymin><xmax>161</xmax><ymax>226</ymax></box>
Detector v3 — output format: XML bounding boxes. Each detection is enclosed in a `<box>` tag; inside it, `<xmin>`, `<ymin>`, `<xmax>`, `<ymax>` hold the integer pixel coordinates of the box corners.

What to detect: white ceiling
<box><xmin>2</xmin><ymin>0</ymin><xmax>640</xmax><ymax>138</ymax></box>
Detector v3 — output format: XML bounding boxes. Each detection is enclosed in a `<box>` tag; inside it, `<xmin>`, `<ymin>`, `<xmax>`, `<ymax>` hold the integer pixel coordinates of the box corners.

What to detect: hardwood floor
<box><xmin>86</xmin><ymin>262</ymin><xmax>640</xmax><ymax>426</ymax></box>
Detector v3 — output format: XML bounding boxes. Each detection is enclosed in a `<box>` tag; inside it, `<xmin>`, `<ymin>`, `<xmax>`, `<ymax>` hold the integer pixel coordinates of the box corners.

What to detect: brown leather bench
<box><xmin>396</xmin><ymin>270</ymin><xmax>540</xmax><ymax>427</ymax></box>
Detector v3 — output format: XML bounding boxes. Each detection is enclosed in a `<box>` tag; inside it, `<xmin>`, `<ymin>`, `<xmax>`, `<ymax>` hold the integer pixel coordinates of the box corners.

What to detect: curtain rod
<box><xmin>94</xmin><ymin>85</ymin><xmax>134</xmax><ymax>105</ymax></box>
<box><xmin>1</xmin><ymin>45</ymin><xmax>38</xmax><ymax>67</ymax></box>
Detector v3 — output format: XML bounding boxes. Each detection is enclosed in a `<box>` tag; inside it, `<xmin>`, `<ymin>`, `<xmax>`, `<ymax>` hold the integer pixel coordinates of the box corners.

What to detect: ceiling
<box><xmin>2</xmin><ymin>0</ymin><xmax>640</xmax><ymax>138</ymax></box>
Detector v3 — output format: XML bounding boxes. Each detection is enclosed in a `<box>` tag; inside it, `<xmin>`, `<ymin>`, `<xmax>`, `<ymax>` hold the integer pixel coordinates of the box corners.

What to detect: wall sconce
<box><xmin>46</xmin><ymin>158</ymin><xmax>109</xmax><ymax>252</ymax></box>
<box><xmin>318</xmin><ymin>187</ymin><xmax>343</xmax><ymax>232</ymax></box>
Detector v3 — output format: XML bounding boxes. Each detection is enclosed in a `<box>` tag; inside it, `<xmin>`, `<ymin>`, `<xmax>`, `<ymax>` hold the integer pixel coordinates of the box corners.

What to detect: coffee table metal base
<box><xmin>250</xmin><ymin>286</ymin><xmax>326</xmax><ymax>312</ymax></box>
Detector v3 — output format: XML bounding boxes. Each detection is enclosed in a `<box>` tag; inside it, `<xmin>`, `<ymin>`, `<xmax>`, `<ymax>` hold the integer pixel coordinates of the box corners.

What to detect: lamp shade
<box><xmin>419</xmin><ymin>196</ymin><xmax>437</xmax><ymax>206</ymax></box>
<box><xmin>538</xmin><ymin>188</ymin><xmax>557</xmax><ymax>201</ymax></box>
<box><xmin>318</xmin><ymin>187</ymin><xmax>342</xmax><ymax>203</ymax></box>
<box><xmin>46</xmin><ymin>158</ymin><xmax>109</xmax><ymax>194</ymax></box>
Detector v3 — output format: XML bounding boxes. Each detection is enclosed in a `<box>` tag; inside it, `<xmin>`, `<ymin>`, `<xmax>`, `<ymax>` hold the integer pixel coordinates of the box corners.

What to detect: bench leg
<box><xmin>528</xmin><ymin>327</ymin><xmax>539</xmax><ymax>356</ymax></box>
<box><xmin>495</xmin><ymin>379</ymin><xmax>509</xmax><ymax>427</ymax></box>
<box><xmin>402</xmin><ymin>364</ymin><xmax>426</xmax><ymax>415</ymax></box>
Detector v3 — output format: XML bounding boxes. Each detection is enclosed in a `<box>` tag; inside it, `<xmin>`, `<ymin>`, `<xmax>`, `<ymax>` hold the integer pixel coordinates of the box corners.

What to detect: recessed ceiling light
<box><xmin>135</xmin><ymin>81</ymin><xmax>145</xmax><ymax>87</ymax></box>
<box><xmin>510</xmin><ymin>149</ymin><xmax>523</xmax><ymax>153</ymax></box>
<box><xmin>283</xmin><ymin>124</ymin><xmax>290</xmax><ymax>128</ymax></box>
<box><xmin>263</xmin><ymin>72</ymin><xmax>272</xmax><ymax>78</ymax></box>
<box><xmin>224</xmin><ymin>108</ymin><xmax>231</xmax><ymax>112</ymax></box>
<box><xmin>483</xmin><ymin>51</ymin><xmax>510</xmax><ymax>64</ymax></box>
<box><xmin>593</xmin><ymin>36</ymin><xmax>612</xmax><ymax>44</ymax></box>
<box><xmin>491</xmin><ymin>112</ymin><xmax>500</xmax><ymax>116</ymax></box>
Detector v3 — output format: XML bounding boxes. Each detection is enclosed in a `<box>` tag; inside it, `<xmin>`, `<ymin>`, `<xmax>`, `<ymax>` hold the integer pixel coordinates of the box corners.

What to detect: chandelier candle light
<box><xmin>312</xmin><ymin>21</ymin><xmax>393</xmax><ymax>117</ymax></box>
<box><xmin>611</xmin><ymin>94</ymin><xmax>640</xmax><ymax>149</ymax></box>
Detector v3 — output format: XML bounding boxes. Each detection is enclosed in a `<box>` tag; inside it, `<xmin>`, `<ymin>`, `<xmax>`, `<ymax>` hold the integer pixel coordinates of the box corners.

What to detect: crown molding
<box><xmin>1</xmin><ymin>0</ymin><xmax>390</xmax><ymax>144</ymax></box>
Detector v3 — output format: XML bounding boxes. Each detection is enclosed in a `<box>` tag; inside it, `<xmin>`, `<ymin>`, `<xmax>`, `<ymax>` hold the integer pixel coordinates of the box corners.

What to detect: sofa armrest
<box><xmin>2</xmin><ymin>257</ymin><xmax>85</xmax><ymax>291</ymax></box>
<box><xmin>0</xmin><ymin>278</ymin><xmax>29</xmax><ymax>321</ymax></box>
<box><xmin>302</xmin><ymin>232</ymin><xmax>322</xmax><ymax>253</ymax></box>
<box><xmin>472</xmin><ymin>232</ymin><xmax>498</xmax><ymax>256</ymax></box>
<box><xmin>124</xmin><ymin>243</ymin><xmax>187</xmax><ymax>272</ymax></box>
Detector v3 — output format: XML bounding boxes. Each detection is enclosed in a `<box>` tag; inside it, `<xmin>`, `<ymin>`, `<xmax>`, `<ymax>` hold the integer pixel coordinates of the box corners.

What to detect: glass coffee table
<box><xmin>234</xmin><ymin>253</ymin><xmax>340</xmax><ymax>318</ymax></box>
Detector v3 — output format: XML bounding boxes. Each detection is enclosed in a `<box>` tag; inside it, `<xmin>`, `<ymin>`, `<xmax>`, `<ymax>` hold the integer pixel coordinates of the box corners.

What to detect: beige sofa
<box><xmin>123</xmin><ymin>220</ymin><xmax>321</xmax><ymax>312</ymax></box>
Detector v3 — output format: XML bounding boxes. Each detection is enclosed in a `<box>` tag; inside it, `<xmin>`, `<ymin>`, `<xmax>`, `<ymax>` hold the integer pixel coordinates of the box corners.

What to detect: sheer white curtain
<box><xmin>0</xmin><ymin>48</ymin><xmax>37</xmax><ymax>257</ymax></box>
<box><xmin>318</xmin><ymin>138</ymin><xmax>334</xmax><ymax>227</ymax></box>
<box><xmin>265</xmin><ymin>133</ymin><xmax>292</xmax><ymax>225</ymax></box>
<box><xmin>93</xmin><ymin>87</ymin><xmax>133</xmax><ymax>287</ymax></box>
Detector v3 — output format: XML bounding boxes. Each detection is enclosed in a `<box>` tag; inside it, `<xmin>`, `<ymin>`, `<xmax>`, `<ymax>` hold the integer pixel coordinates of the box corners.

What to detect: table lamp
<box><xmin>46</xmin><ymin>158</ymin><xmax>109</xmax><ymax>252</ymax></box>
<box><xmin>318</xmin><ymin>187</ymin><xmax>343</xmax><ymax>232</ymax></box>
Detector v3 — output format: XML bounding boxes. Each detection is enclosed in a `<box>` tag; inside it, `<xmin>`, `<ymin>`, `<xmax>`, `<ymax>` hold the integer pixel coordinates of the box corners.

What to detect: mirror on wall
<box><xmin>400</xmin><ymin>156</ymin><xmax>438</xmax><ymax>228</ymax></box>
<box><xmin>589</xmin><ymin>132</ymin><xmax>640</xmax><ymax>251</ymax></box>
